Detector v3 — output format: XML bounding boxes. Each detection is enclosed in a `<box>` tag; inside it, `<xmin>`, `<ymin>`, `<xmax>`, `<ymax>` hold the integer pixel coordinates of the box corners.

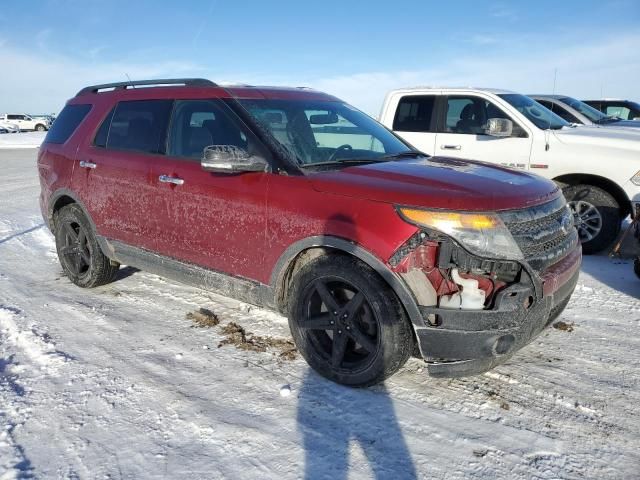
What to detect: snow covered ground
<box><xmin>0</xmin><ymin>132</ymin><xmax>46</xmax><ymax>149</ymax></box>
<box><xmin>1</xmin><ymin>148</ymin><xmax>639</xmax><ymax>479</ymax></box>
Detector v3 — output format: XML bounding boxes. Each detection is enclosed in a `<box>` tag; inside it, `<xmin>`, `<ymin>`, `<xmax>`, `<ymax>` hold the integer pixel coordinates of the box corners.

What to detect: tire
<box><xmin>634</xmin><ymin>257</ymin><xmax>640</xmax><ymax>279</ymax></box>
<box><xmin>563</xmin><ymin>184</ymin><xmax>621</xmax><ymax>254</ymax></box>
<box><xmin>54</xmin><ymin>204</ymin><xmax>119</xmax><ymax>288</ymax></box>
<box><xmin>287</xmin><ymin>254</ymin><xmax>414</xmax><ymax>387</ymax></box>
<box><xmin>35</xmin><ymin>124</ymin><xmax>46</xmax><ymax>132</ymax></box>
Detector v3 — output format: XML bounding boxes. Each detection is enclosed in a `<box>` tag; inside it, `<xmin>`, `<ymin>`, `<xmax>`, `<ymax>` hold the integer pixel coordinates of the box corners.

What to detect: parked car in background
<box><xmin>32</xmin><ymin>114</ymin><xmax>57</xmax><ymax>125</ymax></box>
<box><xmin>0</xmin><ymin>121</ymin><xmax>20</xmax><ymax>133</ymax></box>
<box><xmin>38</xmin><ymin>78</ymin><xmax>581</xmax><ymax>386</ymax></box>
<box><xmin>380</xmin><ymin>87</ymin><xmax>640</xmax><ymax>253</ymax></box>
<box><xmin>531</xmin><ymin>95</ymin><xmax>640</xmax><ymax>129</ymax></box>
<box><xmin>0</xmin><ymin>113</ymin><xmax>50</xmax><ymax>131</ymax></box>
<box><xmin>584</xmin><ymin>99</ymin><xmax>640</xmax><ymax>121</ymax></box>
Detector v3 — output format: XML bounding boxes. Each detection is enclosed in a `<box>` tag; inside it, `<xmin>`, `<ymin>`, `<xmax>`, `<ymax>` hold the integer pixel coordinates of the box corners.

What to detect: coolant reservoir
<box><xmin>439</xmin><ymin>269</ymin><xmax>486</xmax><ymax>310</ymax></box>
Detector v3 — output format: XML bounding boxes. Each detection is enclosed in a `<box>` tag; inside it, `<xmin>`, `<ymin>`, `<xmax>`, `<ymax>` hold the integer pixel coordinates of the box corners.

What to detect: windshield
<box><xmin>236</xmin><ymin>99</ymin><xmax>414</xmax><ymax>166</ymax></box>
<box><xmin>559</xmin><ymin>97</ymin><xmax>608</xmax><ymax>122</ymax></box>
<box><xmin>498</xmin><ymin>94</ymin><xmax>569</xmax><ymax>130</ymax></box>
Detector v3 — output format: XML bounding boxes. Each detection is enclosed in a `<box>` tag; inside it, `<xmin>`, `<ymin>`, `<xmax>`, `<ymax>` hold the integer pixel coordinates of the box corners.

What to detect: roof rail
<box><xmin>75</xmin><ymin>78</ymin><xmax>217</xmax><ymax>97</ymax></box>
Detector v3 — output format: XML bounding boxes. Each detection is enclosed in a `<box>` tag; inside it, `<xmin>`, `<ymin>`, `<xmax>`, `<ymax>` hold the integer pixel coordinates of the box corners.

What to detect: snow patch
<box><xmin>0</xmin><ymin>307</ymin><xmax>68</xmax><ymax>373</ymax></box>
<box><xmin>0</xmin><ymin>132</ymin><xmax>45</xmax><ymax>149</ymax></box>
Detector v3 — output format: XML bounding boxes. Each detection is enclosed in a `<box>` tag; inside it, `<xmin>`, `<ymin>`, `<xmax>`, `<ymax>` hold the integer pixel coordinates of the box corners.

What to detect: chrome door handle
<box><xmin>79</xmin><ymin>160</ymin><xmax>97</xmax><ymax>169</ymax></box>
<box><xmin>159</xmin><ymin>175</ymin><xmax>184</xmax><ymax>186</ymax></box>
<box><xmin>440</xmin><ymin>145</ymin><xmax>461</xmax><ymax>150</ymax></box>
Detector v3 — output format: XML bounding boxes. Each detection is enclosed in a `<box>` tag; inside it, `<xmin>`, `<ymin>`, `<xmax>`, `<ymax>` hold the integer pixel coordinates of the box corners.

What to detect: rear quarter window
<box><xmin>44</xmin><ymin>104</ymin><xmax>92</xmax><ymax>144</ymax></box>
<box><xmin>393</xmin><ymin>95</ymin><xmax>436</xmax><ymax>132</ymax></box>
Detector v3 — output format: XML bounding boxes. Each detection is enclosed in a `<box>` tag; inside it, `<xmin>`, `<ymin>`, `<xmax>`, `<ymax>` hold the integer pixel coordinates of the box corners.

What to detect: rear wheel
<box><xmin>54</xmin><ymin>204</ymin><xmax>119</xmax><ymax>288</ymax></box>
<box><xmin>634</xmin><ymin>257</ymin><xmax>640</xmax><ymax>279</ymax></box>
<box><xmin>563</xmin><ymin>184</ymin><xmax>621</xmax><ymax>254</ymax></box>
<box><xmin>288</xmin><ymin>254</ymin><xmax>414</xmax><ymax>387</ymax></box>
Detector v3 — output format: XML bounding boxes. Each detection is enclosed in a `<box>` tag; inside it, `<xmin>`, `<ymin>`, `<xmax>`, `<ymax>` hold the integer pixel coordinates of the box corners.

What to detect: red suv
<box><xmin>38</xmin><ymin>79</ymin><xmax>581</xmax><ymax>386</ymax></box>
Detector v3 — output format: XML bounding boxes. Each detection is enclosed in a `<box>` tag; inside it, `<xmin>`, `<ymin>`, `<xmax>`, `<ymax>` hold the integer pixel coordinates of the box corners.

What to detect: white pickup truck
<box><xmin>379</xmin><ymin>87</ymin><xmax>640</xmax><ymax>253</ymax></box>
<box><xmin>0</xmin><ymin>113</ymin><xmax>50</xmax><ymax>131</ymax></box>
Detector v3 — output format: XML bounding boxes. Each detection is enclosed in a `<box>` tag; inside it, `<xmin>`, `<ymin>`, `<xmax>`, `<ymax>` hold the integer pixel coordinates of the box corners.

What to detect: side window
<box><xmin>168</xmin><ymin>100</ymin><xmax>249</xmax><ymax>160</ymax></box>
<box><xmin>538</xmin><ymin>101</ymin><xmax>578</xmax><ymax>123</ymax></box>
<box><xmin>392</xmin><ymin>95</ymin><xmax>436</xmax><ymax>132</ymax></box>
<box><xmin>94</xmin><ymin>108</ymin><xmax>114</xmax><ymax>148</ymax></box>
<box><xmin>605</xmin><ymin>105</ymin><xmax>631</xmax><ymax>119</ymax></box>
<box><xmin>43</xmin><ymin>104</ymin><xmax>91</xmax><ymax>144</ymax></box>
<box><xmin>107</xmin><ymin>100</ymin><xmax>173</xmax><ymax>154</ymax></box>
<box><xmin>7</xmin><ymin>115</ymin><xmax>18</xmax><ymax>120</ymax></box>
<box><xmin>305</xmin><ymin>109</ymin><xmax>384</xmax><ymax>152</ymax></box>
<box><xmin>444</xmin><ymin>96</ymin><xmax>526</xmax><ymax>137</ymax></box>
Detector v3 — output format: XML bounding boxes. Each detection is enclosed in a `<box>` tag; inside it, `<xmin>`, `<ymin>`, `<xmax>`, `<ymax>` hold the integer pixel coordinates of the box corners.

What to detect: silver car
<box><xmin>530</xmin><ymin>95</ymin><xmax>640</xmax><ymax>129</ymax></box>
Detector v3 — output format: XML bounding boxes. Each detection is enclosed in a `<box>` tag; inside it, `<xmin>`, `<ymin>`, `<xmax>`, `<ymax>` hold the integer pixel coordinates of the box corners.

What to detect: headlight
<box><xmin>397</xmin><ymin>207</ymin><xmax>524</xmax><ymax>260</ymax></box>
<box><xmin>631</xmin><ymin>170</ymin><xmax>640</xmax><ymax>186</ymax></box>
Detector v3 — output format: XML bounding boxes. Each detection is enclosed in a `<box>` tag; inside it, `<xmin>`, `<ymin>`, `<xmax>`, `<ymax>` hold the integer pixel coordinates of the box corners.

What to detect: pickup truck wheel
<box><xmin>288</xmin><ymin>254</ymin><xmax>414</xmax><ymax>387</ymax></box>
<box><xmin>35</xmin><ymin>124</ymin><xmax>46</xmax><ymax>131</ymax></box>
<box><xmin>563</xmin><ymin>184</ymin><xmax>621</xmax><ymax>254</ymax></box>
<box><xmin>54</xmin><ymin>204</ymin><xmax>119</xmax><ymax>288</ymax></box>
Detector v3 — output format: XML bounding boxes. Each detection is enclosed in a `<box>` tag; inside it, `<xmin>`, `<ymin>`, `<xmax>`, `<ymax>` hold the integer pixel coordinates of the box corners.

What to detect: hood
<box><xmin>309</xmin><ymin>156</ymin><xmax>561</xmax><ymax>212</ymax></box>
<box><xmin>553</xmin><ymin>125</ymin><xmax>640</xmax><ymax>151</ymax></box>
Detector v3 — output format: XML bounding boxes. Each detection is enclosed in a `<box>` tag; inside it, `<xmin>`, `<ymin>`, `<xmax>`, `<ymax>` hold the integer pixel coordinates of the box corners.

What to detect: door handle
<box><xmin>440</xmin><ymin>145</ymin><xmax>461</xmax><ymax>150</ymax></box>
<box><xmin>159</xmin><ymin>175</ymin><xmax>184</xmax><ymax>186</ymax></box>
<box><xmin>79</xmin><ymin>160</ymin><xmax>97</xmax><ymax>169</ymax></box>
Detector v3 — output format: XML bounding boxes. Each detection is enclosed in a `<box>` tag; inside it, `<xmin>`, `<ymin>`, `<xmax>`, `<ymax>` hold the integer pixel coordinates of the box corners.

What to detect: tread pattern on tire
<box><xmin>287</xmin><ymin>254</ymin><xmax>415</xmax><ymax>387</ymax></box>
<box><xmin>55</xmin><ymin>203</ymin><xmax>119</xmax><ymax>288</ymax></box>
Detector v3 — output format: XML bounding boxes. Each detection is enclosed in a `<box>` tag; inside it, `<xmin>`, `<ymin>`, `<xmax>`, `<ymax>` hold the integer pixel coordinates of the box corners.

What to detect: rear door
<box><xmin>74</xmin><ymin>99</ymin><xmax>172</xmax><ymax>251</ymax></box>
<box><xmin>434</xmin><ymin>95</ymin><xmax>533</xmax><ymax>169</ymax></box>
<box><xmin>390</xmin><ymin>94</ymin><xmax>439</xmax><ymax>154</ymax></box>
<box><xmin>149</xmin><ymin>98</ymin><xmax>269</xmax><ymax>281</ymax></box>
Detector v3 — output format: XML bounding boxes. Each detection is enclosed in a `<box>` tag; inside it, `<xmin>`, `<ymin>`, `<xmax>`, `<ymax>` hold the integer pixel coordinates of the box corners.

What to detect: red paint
<box><xmin>39</xmin><ymin>84</ymin><xmax>573</xmax><ymax>291</ymax></box>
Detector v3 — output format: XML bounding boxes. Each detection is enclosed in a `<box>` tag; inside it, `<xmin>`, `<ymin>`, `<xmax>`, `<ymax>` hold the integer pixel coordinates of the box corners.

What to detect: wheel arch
<box><xmin>49</xmin><ymin>189</ymin><xmax>96</xmax><ymax>233</ymax></box>
<box><xmin>270</xmin><ymin>236</ymin><xmax>425</xmax><ymax>331</ymax></box>
<box><xmin>554</xmin><ymin>173</ymin><xmax>631</xmax><ymax>217</ymax></box>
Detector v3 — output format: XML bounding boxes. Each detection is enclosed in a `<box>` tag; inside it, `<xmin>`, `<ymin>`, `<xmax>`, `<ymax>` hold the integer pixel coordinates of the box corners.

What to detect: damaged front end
<box><xmin>390</xmin><ymin>198</ymin><xmax>581</xmax><ymax>377</ymax></box>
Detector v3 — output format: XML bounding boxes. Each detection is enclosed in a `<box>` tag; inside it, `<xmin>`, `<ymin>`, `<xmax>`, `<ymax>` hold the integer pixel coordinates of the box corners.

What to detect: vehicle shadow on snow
<box><xmin>297</xmin><ymin>370</ymin><xmax>417</xmax><ymax>480</ymax></box>
<box><xmin>296</xmin><ymin>213</ymin><xmax>417</xmax><ymax>479</ymax></box>
<box><xmin>0</xmin><ymin>223</ymin><xmax>44</xmax><ymax>245</ymax></box>
<box><xmin>580</xmin><ymin>255</ymin><xmax>640</xmax><ymax>298</ymax></box>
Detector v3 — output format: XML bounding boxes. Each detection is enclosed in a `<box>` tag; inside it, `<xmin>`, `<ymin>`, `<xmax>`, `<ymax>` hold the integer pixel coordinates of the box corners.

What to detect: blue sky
<box><xmin>0</xmin><ymin>0</ymin><xmax>638</xmax><ymax>114</ymax></box>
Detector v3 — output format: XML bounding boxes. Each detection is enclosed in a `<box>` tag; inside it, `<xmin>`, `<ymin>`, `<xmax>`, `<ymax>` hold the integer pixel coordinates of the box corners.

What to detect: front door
<box><xmin>435</xmin><ymin>95</ymin><xmax>533</xmax><ymax>170</ymax></box>
<box><xmin>150</xmin><ymin>99</ymin><xmax>269</xmax><ymax>281</ymax></box>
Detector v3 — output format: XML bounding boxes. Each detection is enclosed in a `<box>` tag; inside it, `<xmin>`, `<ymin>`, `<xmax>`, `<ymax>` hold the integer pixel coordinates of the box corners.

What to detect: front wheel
<box><xmin>54</xmin><ymin>204</ymin><xmax>119</xmax><ymax>288</ymax></box>
<box><xmin>35</xmin><ymin>124</ymin><xmax>47</xmax><ymax>131</ymax></box>
<box><xmin>563</xmin><ymin>184</ymin><xmax>621</xmax><ymax>254</ymax></box>
<box><xmin>288</xmin><ymin>254</ymin><xmax>415</xmax><ymax>387</ymax></box>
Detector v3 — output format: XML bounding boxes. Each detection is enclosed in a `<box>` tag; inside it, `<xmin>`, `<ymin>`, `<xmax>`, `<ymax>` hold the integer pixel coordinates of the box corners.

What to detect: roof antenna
<box><xmin>544</xmin><ymin>67</ymin><xmax>558</xmax><ymax>151</ymax></box>
<box><xmin>125</xmin><ymin>73</ymin><xmax>135</xmax><ymax>89</ymax></box>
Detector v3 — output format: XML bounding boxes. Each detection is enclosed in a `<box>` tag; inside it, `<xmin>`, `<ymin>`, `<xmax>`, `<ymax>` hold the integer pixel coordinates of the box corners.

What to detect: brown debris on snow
<box><xmin>186</xmin><ymin>308</ymin><xmax>220</xmax><ymax>328</ymax></box>
<box><xmin>218</xmin><ymin>322</ymin><xmax>297</xmax><ymax>360</ymax></box>
<box><xmin>552</xmin><ymin>321</ymin><xmax>575</xmax><ymax>332</ymax></box>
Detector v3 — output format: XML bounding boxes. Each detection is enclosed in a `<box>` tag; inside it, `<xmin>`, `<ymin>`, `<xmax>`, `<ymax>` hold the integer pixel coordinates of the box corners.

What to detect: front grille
<box><xmin>500</xmin><ymin>197</ymin><xmax>579</xmax><ymax>273</ymax></box>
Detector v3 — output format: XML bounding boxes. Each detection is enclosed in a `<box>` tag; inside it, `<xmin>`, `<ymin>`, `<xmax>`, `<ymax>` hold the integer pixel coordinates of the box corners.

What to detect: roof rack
<box><xmin>75</xmin><ymin>78</ymin><xmax>217</xmax><ymax>97</ymax></box>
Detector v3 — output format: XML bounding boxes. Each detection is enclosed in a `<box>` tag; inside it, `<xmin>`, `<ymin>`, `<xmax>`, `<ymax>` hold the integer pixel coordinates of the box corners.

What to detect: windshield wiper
<box><xmin>378</xmin><ymin>150</ymin><xmax>426</xmax><ymax>161</ymax></box>
<box><xmin>595</xmin><ymin>116</ymin><xmax>620</xmax><ymax>124</ymax></box>
<box><xmin>298</xmin><ymin>158</ymin><xmax>389</xmax><ymax>168</ymax></box>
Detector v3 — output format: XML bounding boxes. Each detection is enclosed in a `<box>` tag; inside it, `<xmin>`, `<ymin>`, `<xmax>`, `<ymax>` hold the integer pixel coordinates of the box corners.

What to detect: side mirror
<box><xmin>484</xmin><ymin>118</ymin><xmax>513</xmax><ymax>137</ymax></box>
<box><xmin>201</xmin><ymin>145</ymin><xmax>267</xmax><ymax>174</ymax></box>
